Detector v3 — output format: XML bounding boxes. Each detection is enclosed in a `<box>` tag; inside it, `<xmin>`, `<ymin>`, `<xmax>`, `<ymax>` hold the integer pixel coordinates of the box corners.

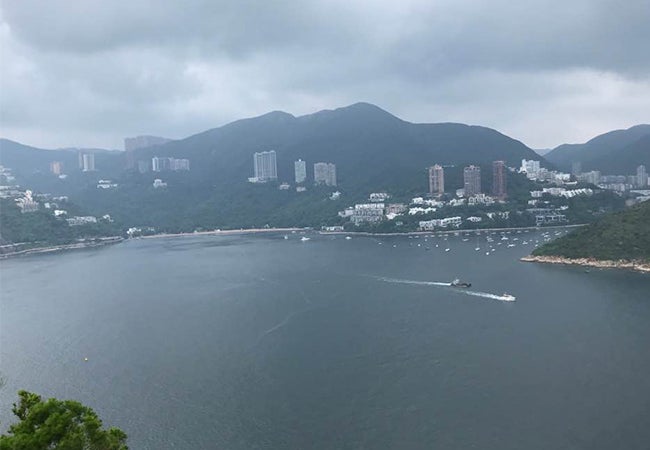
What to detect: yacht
<box><xmin>501</xmin><ymin>293</ymin><xmax>516</xmax><ymax>302</ymax></box>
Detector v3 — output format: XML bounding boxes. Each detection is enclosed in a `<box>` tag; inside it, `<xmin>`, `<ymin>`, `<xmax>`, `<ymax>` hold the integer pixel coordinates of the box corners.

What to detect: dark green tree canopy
<box><xmin>0</xmin><ymin>390</ymin><xmax>127</xmax><ymax>450</ymax></box>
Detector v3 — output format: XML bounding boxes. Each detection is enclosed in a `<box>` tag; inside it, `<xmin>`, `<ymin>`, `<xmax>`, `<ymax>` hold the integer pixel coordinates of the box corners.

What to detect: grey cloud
<box><xmin>0</xmin><ymin>0</ymin><xmax>648</xmax><ymax>149</ymax></box>
<box><xmin>5</xmin><ymin>0</ymin><xmax>649</xmax><ymax>73</ymax></box>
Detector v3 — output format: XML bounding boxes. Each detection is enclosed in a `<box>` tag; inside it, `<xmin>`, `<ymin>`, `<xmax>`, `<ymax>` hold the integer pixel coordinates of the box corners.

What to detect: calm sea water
<box><xmin>1</xmin><ymin>230</ymin><xmax>649</xmax><ymax>449</ymax></box>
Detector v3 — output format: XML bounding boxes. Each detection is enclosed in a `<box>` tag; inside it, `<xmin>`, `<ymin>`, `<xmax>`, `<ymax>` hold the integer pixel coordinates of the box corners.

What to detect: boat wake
<box><xmin>376</xmin><ymin>277</ymin><xmax>515</xmax><ymax>302</ymax></box>
<box><xmin>377</xmin><ymin>277</ymin><xmax>450</xmax><ymax>287</ymax></box>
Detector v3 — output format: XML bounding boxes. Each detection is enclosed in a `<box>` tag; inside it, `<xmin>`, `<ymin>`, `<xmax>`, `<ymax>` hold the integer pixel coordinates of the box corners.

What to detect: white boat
<box><xmin>501</xmin><ymin>293</ymin><xmax>516</xmax><ymax>302</ymax></box>
<box><xmin>445</xmin><ymin>248</ymin><xmax>450</xmax><ymax>252</ymax></box>
<box><xmin>283</xmin><ymin>235</ymin><xmax>289</xmax><ymax>240</ymax></box>
<box><xmin>345</xmin><ymin>236</ymin><xmax>352</xmax><ymax>240</ymax></box>
<box><xmin>300</xmin><ymin>236</ymin><xmax>311</xmax><ymax>242</ymax></box>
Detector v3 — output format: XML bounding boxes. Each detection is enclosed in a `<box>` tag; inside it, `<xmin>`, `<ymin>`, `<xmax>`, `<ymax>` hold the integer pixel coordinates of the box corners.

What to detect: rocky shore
<box><xmin>521</xmin><ymin>255</ymin><xmax>650</xmax><ymax>273</ymax></box>
<box><xmin>0</xmin><ymin>237</ymin><xmax>124</xmax><ymax>259</ymax></box>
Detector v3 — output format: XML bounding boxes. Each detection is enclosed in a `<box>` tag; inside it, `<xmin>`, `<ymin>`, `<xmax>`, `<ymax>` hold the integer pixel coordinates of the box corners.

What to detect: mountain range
<box><xmin>1</xmin><ymin>102</ymin><xmax>647</xmax><ymax>231</ymax></box>
<box><xmin>545</xmin><ymin>124</ymin><xmax>650</xmax><ymax>174</ymax></box>
<box><xmin>119</xmin><ymin>102</ymin><xmax>543</xmax><ymax>191</ymax></box>
<box><xmin>2</xmin><ymin>102</ymin><xmax>543</xmax><ymax>191</ymax></box>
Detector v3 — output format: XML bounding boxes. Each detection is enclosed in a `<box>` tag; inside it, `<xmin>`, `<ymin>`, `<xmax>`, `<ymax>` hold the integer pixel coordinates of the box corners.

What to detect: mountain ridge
<box><xmin>546</xmin><ymin>124</ymin><xmax>650</xmax><ymax>173</ymax></box>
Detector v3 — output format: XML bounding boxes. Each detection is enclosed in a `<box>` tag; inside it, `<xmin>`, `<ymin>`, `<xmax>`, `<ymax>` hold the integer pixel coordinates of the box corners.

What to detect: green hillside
<box><xmin>532</xmin><ymin>201</ymin><xmax>650</xmax><ymax>262</ymax></box>
<box><xmin>0</xmin><ymin>103</ymin><xmax>549</xmax><ymax>231</ymax></box>
<box><xmin>3</xmin><ymin>103</ymin><xmax>543</xmax><ymax>188</ymax></box>
<box><xmin>546</xmin><ymin>124</ymin><xmax>650</xmax><ymax>173</ymax></box>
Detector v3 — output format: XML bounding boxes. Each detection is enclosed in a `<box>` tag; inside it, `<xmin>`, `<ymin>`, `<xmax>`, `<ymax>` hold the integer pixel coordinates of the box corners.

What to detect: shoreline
<box><xmin>0</xmin><ymin>237</ymin><xmax>124</xmax><ymax>260</ymax></box>
<box><xmin>521</xmin><ymin>255</ymin><xmax>650</xmax><ymax>274</ymax></box>
<box><xmin>140</xmin><ymin>227</ymin><xmax>307</xmax><ymax>239</ymax></box>
<box><xmin>320</xmin><ymin>224</ymin><xmax>585</xmax><ymax>237</ymax></box>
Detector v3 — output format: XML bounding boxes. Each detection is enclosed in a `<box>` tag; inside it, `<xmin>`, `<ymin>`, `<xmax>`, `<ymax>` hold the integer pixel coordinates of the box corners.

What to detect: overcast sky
<box><xmin>1</xmin><ymin>0</ymin><xmax>648</xmax><ymax>150</ymax></box>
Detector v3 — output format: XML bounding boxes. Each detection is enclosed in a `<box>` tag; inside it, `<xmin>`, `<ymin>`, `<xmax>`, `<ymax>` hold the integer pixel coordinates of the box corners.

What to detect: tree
<box><xmin>0</xmin><ymin>390</ymin><xmax>127</xmax><ymax>450</ymax></box>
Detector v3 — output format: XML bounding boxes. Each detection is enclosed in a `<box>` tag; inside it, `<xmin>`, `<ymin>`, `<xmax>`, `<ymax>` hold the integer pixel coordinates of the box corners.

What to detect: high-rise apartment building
<box><xmin>314</xmin><ymin>162</ymin><xmax>337</xmax><ymax>187</ymax></box>
<box><xmin>253</xmin><ymin>151</ymin><xmax>278</xmax><ymax>182</ymax></box>
<box><xmin>79</xmin><ymin>152</ymin><xmax>95</xmax><ymax>172</ymax></box>
<box><xmin>152</xmin><ymin>157</ymin><xmax>190</xmax><ymax>172</ymax></box>
<box><xmin>638</xmin><ymin>165</ymin><xmax>648</xmax><ymax>188</ymax></box>
<box><xmin>49</xmin><ymin>161</ymin><xmax>63</xmax><ymax>175</ymax></box>
<box><xmin>463</xmin><ymin>165</ymin><xmax>481</xmax><ymax>196</ymax></box>
<box><xmin>572</xmin><ymin>161</ymin><xmax>582</xmax><ymax>176</ymax></box>
<box><xmin>295</xmin><ymin>159</ymin><xmax>307</xmax><ymax>184</ymax></box>
<box><xmin>428</xmin><ymin>165</ymin><xmax>444</xmax><ymax>196</ymax></box>
<box><xmin>492</xmin><ymin>161</ymin><xmax>507</xmax><ymax>199</ymax></box>
<box><xmin>521</xmin><ymin>159</ymin><xmax>540</xmax><ymax>174</ymax></box>
<box><xmin>137</xmin><ymin>160</ymin><xmax>150</xmax><ymax>173</ymax></box>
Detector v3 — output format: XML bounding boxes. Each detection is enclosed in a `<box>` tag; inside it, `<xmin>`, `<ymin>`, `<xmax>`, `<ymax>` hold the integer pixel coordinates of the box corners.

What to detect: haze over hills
<box><xmin>2</xmin><ymin>103</ymin><xmax>543</xmax><ymax>190</ymax></box>
<box><xmin>546</xmin><ymin>124</ymin><xmax>650</xmax><ymax>173</ymax></box>
<box><xmin>0</xmin><ymin>139</ymin><xmax>122</xmax><ymax>177</ymax></box>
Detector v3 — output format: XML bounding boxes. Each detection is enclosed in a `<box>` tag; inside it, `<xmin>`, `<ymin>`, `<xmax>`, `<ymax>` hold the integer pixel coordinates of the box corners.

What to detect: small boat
<box><xmin>501</xmin><ymin>293</ymin><xmax>516</xmax><ymax>302</ymax></box>
<box><xmin>283</xmin><ymin>235</ymin><xmax>289</xmax><ymax>240</ymax></box>
<box><xmin>345</xmin><ymin>236</ymin><xmax>352</xmax><ymax>240</ymax></box>
<box><xmin>300</xmin><ymin>236</ymin><xmax>311</xmax><ymax>242</ymax></box>
<box><xmin>450</xmin><ymin>279</ymin><xmax>471</xmax><ymax>288</ymax></box>
<box><xmin>445</xmin><ymin>248</ymin><xmax>450</xmax><ymax>252</ymax></box>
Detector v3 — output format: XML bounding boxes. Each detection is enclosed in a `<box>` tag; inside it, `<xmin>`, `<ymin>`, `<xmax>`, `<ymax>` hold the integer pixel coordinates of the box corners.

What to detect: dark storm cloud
<box><xmin>1</xmin><ymin>0</ymin><xmax>648</xmax><ymax>148</ymax></box>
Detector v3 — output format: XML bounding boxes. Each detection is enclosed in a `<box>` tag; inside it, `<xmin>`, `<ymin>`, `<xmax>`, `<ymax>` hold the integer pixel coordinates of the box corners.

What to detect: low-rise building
<box><xmin>418</xmin><ymin>216</ymin><xmax>462</xmax><ymax>230</ymax></box>
<box><xmin>322</xmin><ymin>226</ymin><xmax>344</xmax><ymax>232</ymax></box>
<box><xmin>467</xmin><ymin>193</ymin><xmax>495</xmax><ymax>206</ymax></box>
<box><xmin>369</xmin><ymin>192</ymin><xmax>390</xmax><ymax>202</ymax></box>
<box><xmin>385</xmin><ymin>203</ymin><xmax>407</xmax><ymax>215</ymax></box>
<box><xmin>97</xmin><ymin>180</ymin><xmax>118</xmax><ymax>189</ymax></box>
<box><xmin>66</xmin><ymin>216</ymin><xmax>98</xmax><ymax>226</ymax></box>
<box><xmin>408</xmin><ymin>207</ymin><xmax>437</xmax><ymax>215</ymax></box>
<box><xmin>351</xmin><ymin>203</ymin><xmax>384</xmax><ymax>225</ymax></box>
<box><xmin>15</xmin><ymin>190</ymin><xmax>39</xmax><ymax>213</ymax></box>
<box><xmin>338</xmin><ymin>207</ymin><xmax>354</xmax><ymax>218</ymax></box>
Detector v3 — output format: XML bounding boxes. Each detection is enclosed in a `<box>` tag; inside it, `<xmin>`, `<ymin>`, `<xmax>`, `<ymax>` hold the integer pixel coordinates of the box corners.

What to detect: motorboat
<box><xmin>450</xmin><ymin>278</ymin><xmax>471</xmax><ymax>288</ymax></box>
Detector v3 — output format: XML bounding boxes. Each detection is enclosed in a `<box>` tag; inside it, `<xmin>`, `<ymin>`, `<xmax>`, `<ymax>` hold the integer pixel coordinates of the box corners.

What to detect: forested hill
<box><xmin>2</xmin><ymin>103</ymin><xmax>542</xmax><ymax>192</ymax></box>
<box><xmin>532</xmin><ymin>201</ymin><xmax>650</xmax><ymax>262</ymax></box>
<box><xmin>545</xmin><ymin>124</ymin><xmax>650</xmax><ymax>173</ymax></box>
<box><xmin>131</xmin><ymin>102</ymin><xmax>542</xmax><ymax>191</ymax></box>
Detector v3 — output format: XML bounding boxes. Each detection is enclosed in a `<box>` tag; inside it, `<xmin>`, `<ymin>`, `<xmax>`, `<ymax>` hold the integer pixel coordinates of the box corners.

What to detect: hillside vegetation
<box><xmin>533</xmin><ymin>201</ymin><xmax>650</xmax><ymax>262</ymax></box>
<box><xmin>546</xmin><ymin>124</ymin><xmax>650</xmax><ymax>173</ymax></box>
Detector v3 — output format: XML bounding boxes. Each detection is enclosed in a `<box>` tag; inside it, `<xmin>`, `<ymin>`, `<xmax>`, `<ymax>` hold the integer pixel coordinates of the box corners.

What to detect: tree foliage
<box><xmin>0</xmin><ymin>391</ymin><xmax>127</xmax><ymax>450</ymax></box>
<box><xmin>533</xmin><ymin>201</ymin><xmax>650</xmax><ymax>261</ymax></box>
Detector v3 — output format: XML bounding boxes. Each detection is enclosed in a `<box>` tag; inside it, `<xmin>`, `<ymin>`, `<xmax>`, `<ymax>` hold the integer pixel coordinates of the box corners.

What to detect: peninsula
<box><xmin>522</xmin><ymin>201</ymin><xmax>650</xmax><ymax>272</ymax></box>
